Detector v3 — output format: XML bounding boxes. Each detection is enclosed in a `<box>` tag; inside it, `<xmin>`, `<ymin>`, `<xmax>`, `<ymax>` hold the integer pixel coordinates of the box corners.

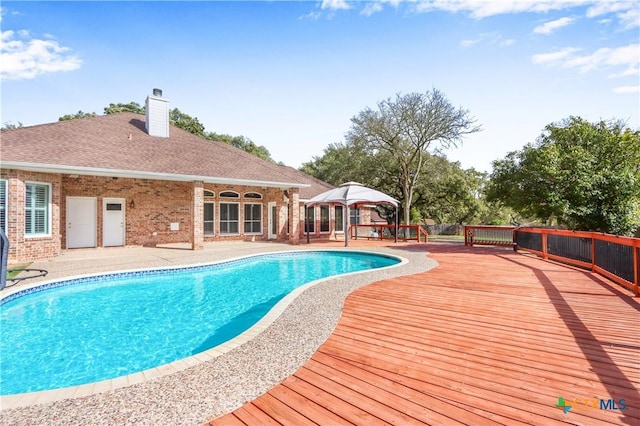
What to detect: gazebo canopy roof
<box><xmin>305</xmin><ymin>181</ymin><xmax>398</xmax><ymax>207</ymax></box>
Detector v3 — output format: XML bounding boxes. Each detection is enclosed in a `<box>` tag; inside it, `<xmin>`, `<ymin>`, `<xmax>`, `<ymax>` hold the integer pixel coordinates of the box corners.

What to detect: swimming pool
<box><xmin>0</xmin><ymin>250</ymin><xmax>400</xmax><ymax>395</ymax></box>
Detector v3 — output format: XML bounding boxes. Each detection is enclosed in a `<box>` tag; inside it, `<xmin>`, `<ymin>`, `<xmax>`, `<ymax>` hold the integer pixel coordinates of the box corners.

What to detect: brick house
<box><xmin>0</xmin><ymin>90</ymin><xmax>366</xmax><ymax>263</ymax></box>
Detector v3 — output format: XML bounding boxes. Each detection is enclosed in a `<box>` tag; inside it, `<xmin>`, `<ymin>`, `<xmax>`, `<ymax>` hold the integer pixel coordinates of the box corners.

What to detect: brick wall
<box><xmin>1</xmin><ymin>169</ymin><xmax>62</xmax><ymax>263</ymax></box>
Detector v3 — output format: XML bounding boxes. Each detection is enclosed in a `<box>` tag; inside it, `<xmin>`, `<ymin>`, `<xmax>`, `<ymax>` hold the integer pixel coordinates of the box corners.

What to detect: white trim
<box><xmin>204</xmin><ymin>201</ymin><xmax>215</xmax><ymax>237</ymax></box>
<box><xmin>0</xmin><ymin>179</ymin><xmax>7</xmax><ymax>234</ymax></box>
<box><xmin>219</xmin><ymin>202</ymin><xmax>240</xmax><ymax>235</ymax></box>
<box><xmin>1</xmin><ymin>161</ymin><xmax>310</xmax><ymax>190</ymax></box>
<box><xmin>24</xmin><ymin>181</ymin><xmax>52</xmax><ymax>238</ymax></box>
<box><xmin>243</xmin><ymin>202</ymin><xmax>263</xmax><ymax>235</ymax></box>
<box><xmin>219</xmin><ymin>190</ymin><xmax>240</xmax><ymax>198</ymax></box>
<box><xmin>267</xmin><ymin>201</ymin><xmax>277</xmax><ymax>240</ymax></box>
<box><xmin>319</xmin><ymin>205</ymin><xmax>331</xmax><ymax>234</ymax></box>
<box><xmin>103</xmin><ymin>198</ymin><xmax>126</xmax><ymax>247</ymax></box>
<box><xmin>66</xmin><ymin>197</ymin><xmax>97</xmax><ymax>249</ymax></box>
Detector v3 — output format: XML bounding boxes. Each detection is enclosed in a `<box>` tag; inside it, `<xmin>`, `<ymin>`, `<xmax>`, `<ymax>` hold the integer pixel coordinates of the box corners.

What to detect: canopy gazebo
<box><xmin>305</xmin><ymin>182</ymin><xmax>399</xmax><ymax>247</ymax></box>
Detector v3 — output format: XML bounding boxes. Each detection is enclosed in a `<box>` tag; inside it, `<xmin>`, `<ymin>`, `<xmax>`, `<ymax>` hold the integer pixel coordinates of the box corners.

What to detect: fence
<box><xmin>463</xmin><ymin>225</ymin><xmax>640</xmax><ymax>297</ymax></box>
<box><xmin>464</xmin><ymin>225</ymin><xmax>515</xmax><ymax>247</ymax></box>
<box><xmin>350</xmin><ymin>224</ymin><xmax>428</xmax><ymax>243</ymax></box>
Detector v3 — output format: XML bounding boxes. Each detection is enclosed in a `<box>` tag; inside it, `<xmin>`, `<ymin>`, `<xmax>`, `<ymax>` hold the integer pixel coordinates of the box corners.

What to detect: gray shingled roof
<box><xmin>1</xmin><ymin>112</ymin><xmax>310</xmax><ymax>188</ymax></box>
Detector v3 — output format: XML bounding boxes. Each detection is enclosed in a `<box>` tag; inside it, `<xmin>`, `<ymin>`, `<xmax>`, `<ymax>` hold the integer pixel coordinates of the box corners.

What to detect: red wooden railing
<box><xmin>464</xmin><ymin>225</ymin><xmax>640</xmax><ymax>297</ymax></box>
<box><xmin>350</xmin><ymin>224</ymin><xmax>428</xmax><ymax>243</ymax></box>
<box><xmin>464</xmin><ymin>225</ymin><xmax>516</xmax><ymax>247</ymax></box>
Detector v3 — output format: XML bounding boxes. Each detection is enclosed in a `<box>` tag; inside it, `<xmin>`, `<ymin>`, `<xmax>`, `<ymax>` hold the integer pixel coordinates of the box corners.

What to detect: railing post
<box><xmin>512</xmin><ymin>229</ymin><xmax>518</xmax><ymax>252</ymax></box>
<box><xmin>591</xmin><ymin>234</ymin><xmax>596</xmax><ymax>273</ymax></box>
<box><xmin>634</xmin><ymin>245</ymin><xmax>639</xmax><ymax>297</ymax></box>
<box><xmin>541</xmin><ymin>230</ymin><xmax>548</xmax><ymax>260</ymax></box>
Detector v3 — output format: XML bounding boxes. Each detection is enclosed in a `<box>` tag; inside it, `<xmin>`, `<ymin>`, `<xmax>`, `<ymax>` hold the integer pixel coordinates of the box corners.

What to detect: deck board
<box><xmin>207</xmin><ymin>244</ymin><xmax>639</xmax><ymax>425</ymax></box>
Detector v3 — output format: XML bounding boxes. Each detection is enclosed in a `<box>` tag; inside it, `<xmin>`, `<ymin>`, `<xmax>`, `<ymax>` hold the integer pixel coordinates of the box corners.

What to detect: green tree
<box><xmin>206</xmin><ymin>132</ymin><xmax>276</xmax><ymax>163</ymax></box>
<box><xmin>104</xmin><ymin>102</ymin><xmax>144</xmax><ymax>115</ymax></box>
<box><xmin>58</xmin><ymin>111</ymin><xmax>98</xmax><ymax>121</ymax></box>
<box><xmin>1</xmin><ymin>121</ymin><xmax>23</xmax><ymax>129</ymax></box>
<box><xmin>486</xmin><ymin>117</ymin><xmax>640</xmax><ymax>235</ymax></box>
<box><xmin>348</xmin><ymin>90</ymin><xmax>481</xmax><ymax>225</ymax></box>
<box><xmin>56</xmin><ymin>101</ymin><xmax>277</xmax><ymax>162</ymax></box>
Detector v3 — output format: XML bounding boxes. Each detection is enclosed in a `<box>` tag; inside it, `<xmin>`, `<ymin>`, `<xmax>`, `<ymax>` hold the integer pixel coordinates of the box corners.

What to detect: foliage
<box><xmin>104</xmin><ymin>102</ymin><xmax>145</xmax><ymax>115</ymax></box>
<box><xmin>485</xmin><ymin>117</ymin><xmax>640</xmax><ymax>236</ymax></box>
<box><xmin>55</xmin><ymin>101</ymin><xmax>276</xmax><ymax>161</ymax></box>
<box><xmin>58</xmin><ymin>111</ymin><xmax>98</xmax><ymax>121</ymax></box>
<box><xmin>1</xmin><ymin>121</ymin><xmax>23</xmax><ymax>129</ymax></box>
<box><xmin>347</xmin><ymin>90</ymin><xmax>481</xmax><ymax>225</ymax></box>
<box><xmin>205</xmin><ymin>132</ymin><xmax>276</xmax><ymax>163</ymax></box>
<box><xmin>301</xmin><ymin>142</ymin><xmax>487</xmax><ymax>225</ymax></box>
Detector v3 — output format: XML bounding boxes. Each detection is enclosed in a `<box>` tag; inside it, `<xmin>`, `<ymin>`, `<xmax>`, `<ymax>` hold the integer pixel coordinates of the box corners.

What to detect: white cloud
<box><xmin>533</xmin><ymin>17</ymin><xmax>575</xmax><ymax>34</ymax></box>
<box><xmin>413</xmin><ymin>0</ymin><xmax>592</xmax><ymax>19</ymax></box>
<box><xmin>361</xmin><ymin>2</ymin><xmax>384</xmax><ymax>17</ymax></box>
<box><xmin>318</xmin><ymin>1</ymin><xmax>638</xmax><ymax>31</ymax></box>
<box><xmin>460</xmin><ymin>38</ymin><xmax>479</xmax><ymax>47</ymax></box>
<box><xmin>0</xmin><ymin>30</ymin><xmax>82</xmax><ymax>80</ymax></box>
<box><xmin>613</xmin><ymin>85</ymin><xmax>640</xmax><ymax>94</ymax></box>
<box><xmin>532</xmin><ymin>43</ymin><xmax>640</xmax><ymax>86</ymax></box>
<box><xmin>459</xmin><ymin>32</ymin><xmax>513</xmax><ymax>48</ymax></box>
<box><xmin>321</xmin><ymin>0</ymin><xmax>351</xmax><ymax>11</ymax></box>
<box><xmin>532</xmin><ymin>47</ymin><xmax>581</xmax><ymax>64</ymax></box>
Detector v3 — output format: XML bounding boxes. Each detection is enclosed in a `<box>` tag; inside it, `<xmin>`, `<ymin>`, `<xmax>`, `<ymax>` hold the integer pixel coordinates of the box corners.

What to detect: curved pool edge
<box><xmin>0</xmin><ymin>249</ymin><xmax>407</xmax><ymax>410</ymax></box>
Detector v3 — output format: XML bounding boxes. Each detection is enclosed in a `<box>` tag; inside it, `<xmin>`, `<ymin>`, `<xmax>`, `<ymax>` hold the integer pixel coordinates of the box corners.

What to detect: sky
<box><xmin>1</xmin><ymin>1</ymin><xmax>639</xmax><ymax>173</ymax></box>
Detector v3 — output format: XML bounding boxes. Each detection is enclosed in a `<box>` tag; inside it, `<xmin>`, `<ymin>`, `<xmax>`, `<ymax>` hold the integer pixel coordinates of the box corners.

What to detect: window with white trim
<box><xmin>0</xmin><ymin>179</ymin><xmax>6</xmax><ymax>234</ymax></box>
<box><xmin>320</xmin><ymin>205</ymin><xmax>330</xmax><ymax>233</ymax></box>
<box><xmin>244</xmin><ymin>203</ymin><xmax>262</xmax><ymax>234</ymax></box>
<box><xmin>244</xmin><ymin>192</ymin><xmax>262</xmax><ymax>200</ymax></box>
<box><xmin>305</xmin><ymin>206</ymin><xmax>315</xmax><ymax>233</ymax></box>
<box><xmin>204</xmin><ymin>202</ymin><xmax>215</xmax><ymax>236</ymax></box>
<box><xmin>25</xmin><ymin>182</ymin><xmax>51</xmax><ymax>236</ymax></box>
<box><xmin>220</xmin><ymin>203</ymin><xmax>239</xmax><ymax>234</ymax></box>
<box><xmin>220</xmin><ymin>191</ymin><xmax>239</xmax><ymax>198</ymax></box>
<box><xmin>334</xmin><ymin>205</ymin><xmax>344</xmax><ymax>232</ymax></box>
<box><xmin>204</xmin><ymin>190</ymin><xmax>215</xmax><ymax>197</ymax></box>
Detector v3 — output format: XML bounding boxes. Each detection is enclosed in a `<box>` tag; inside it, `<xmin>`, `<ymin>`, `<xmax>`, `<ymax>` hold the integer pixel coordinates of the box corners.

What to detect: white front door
<box><xmin>268</xmin><ymin>202</ymin><xmax>277</xmax><ymax>240</ymax></box>
<box><xmin>103</xmin><ymin>198</ymin><xmax>125</xmax><ymax>247</ymax></box>
<box><xmin>66</xmin><ymin>197</ymin><xmax>97</xmax><ymax>248</ymax></box>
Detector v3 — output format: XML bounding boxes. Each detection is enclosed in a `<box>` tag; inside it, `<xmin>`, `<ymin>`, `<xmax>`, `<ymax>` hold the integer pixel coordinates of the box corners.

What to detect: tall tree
<box><xmin>206</xmin><ymin>132</ymin><xmax>276</xmax><ymax>163</ymax></box>
<box><xmin>347</xmin><ymin>90</ymin><xmax>480</xmax><ymax>225</ymax></box>
<box><xmin>56</xmin><ymin>101</ymin><xmax>276</xmax><ymax>161</ymax></box>
<box><xmin>58</xmin><ymin>111</ymin><xmax>97</xmax><ymax>121</ymax></box>
<box><xmin>486</xmin><ymin>117</ymin><xmax>640</xmax><ymax>235</ymax></box>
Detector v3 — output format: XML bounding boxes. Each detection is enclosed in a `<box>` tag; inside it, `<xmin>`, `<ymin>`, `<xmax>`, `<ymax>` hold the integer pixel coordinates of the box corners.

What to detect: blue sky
<box><xmin>1</xmin><ymin>1</ymin><xmax>638</xmax><ymax>173</ymax></box>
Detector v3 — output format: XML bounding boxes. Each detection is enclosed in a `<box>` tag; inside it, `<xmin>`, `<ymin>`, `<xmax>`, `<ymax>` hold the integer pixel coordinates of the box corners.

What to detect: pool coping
<box><xmin>1</xmin><ymin>249</ymin><xmax>408</xmax><ymax>410</ymax></box>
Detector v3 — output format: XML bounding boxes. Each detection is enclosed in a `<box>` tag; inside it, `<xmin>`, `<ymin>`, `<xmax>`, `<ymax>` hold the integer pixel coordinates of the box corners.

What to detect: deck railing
<box><xmin>515</xmin><ymin>227</ymin><xmax>639</xmax><ymax>297</ymax></box>
<box><xmin>350</xmin><ymin>224</ymin><xmax>428</xmax><ymax>243</ymax></box>
<box><xmin>464</xmin><ymin>225</ymin><xmax>516</xmax><ymax>247</ymax></box>
<box><xmin>464</xmin><ymin>225</ymin><xmax>640</xmax><ymax>297</ymax></box>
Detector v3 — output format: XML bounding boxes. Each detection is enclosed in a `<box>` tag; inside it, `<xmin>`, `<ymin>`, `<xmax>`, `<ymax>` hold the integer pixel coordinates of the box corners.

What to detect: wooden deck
<box><xmin>207</xmin><ymin>243</ymin><xmax>639</xmax><ymax>425</ymax></box>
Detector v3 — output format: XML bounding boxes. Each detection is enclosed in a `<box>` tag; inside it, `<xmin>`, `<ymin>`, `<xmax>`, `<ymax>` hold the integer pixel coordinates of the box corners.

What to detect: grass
<box><xmin>6</xmin><ymin>264</ymin><xmax>31</xmax><ymax>280</ymax></box>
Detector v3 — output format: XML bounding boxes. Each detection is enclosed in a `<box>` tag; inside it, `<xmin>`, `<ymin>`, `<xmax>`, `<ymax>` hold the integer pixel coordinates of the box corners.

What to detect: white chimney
<box><xmin>145</xmin><ymin>88</ymin><xmax>169</xmax><ymax>138</ymax></box>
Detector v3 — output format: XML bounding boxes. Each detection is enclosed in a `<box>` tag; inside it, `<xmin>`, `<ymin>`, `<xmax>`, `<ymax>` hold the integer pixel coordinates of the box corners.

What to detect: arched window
<box><xmin>204</xmin><ymin>190</ymin><xmax>215</xmax><ymax>197</ymax></box>
<box><xmin>220</xmin><ymin>191</ymin><xmax>239</xmax><ymax>198</ymax></box>
<box><xmin>244</xmin><ymin>192</ymin><xmax>262</xmax><ymax>199</ymax></box>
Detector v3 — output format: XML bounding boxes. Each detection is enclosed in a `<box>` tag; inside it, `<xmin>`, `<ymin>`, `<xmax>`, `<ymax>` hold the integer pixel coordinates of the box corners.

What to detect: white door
<box><xmin>268</xmin><ymin>202</ymin><xmax>277</xmax><ymax>240</ymax></box>
<box><xmin>103</xmin><ymin>198</ymin><xmax>125</xmax><ymax>247</ymax></box>
<box><xmin>67</xmin><ymin>197</ymin><xmax>97</xmax><ymax>248</ymax></box>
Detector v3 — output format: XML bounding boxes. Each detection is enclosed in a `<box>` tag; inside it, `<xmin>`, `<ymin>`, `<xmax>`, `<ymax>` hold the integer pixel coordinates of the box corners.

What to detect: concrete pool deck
<box><xmin>0</xmin><ymin>240</ymin><xmax>437</xmax><ymax>424</ymax></box>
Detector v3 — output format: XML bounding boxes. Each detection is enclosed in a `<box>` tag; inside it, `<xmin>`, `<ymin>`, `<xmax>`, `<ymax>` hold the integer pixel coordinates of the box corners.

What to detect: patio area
<box><xmin>207</xmin><ymin>243</ymin><xmax>639</xmax><ymax>425</ymax></box>
<box><xmin>1</xmin><ymin>241</ymin><xmax>638</xmax><ymax>425</ymax></box>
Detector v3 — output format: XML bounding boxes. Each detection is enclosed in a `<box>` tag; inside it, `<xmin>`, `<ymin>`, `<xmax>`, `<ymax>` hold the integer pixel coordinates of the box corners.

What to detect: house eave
<box><xmin>1</xmin><ymin>161</ymin><xmax>310</xmax><ymax>190</ymax></box>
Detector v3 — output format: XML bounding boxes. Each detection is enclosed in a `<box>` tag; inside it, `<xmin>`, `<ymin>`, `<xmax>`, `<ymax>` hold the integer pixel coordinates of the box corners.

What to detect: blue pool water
<box><xmin>0</xmin><ymin>251</ymin><xmax>399</xmax><ymax>395</ymax></box>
